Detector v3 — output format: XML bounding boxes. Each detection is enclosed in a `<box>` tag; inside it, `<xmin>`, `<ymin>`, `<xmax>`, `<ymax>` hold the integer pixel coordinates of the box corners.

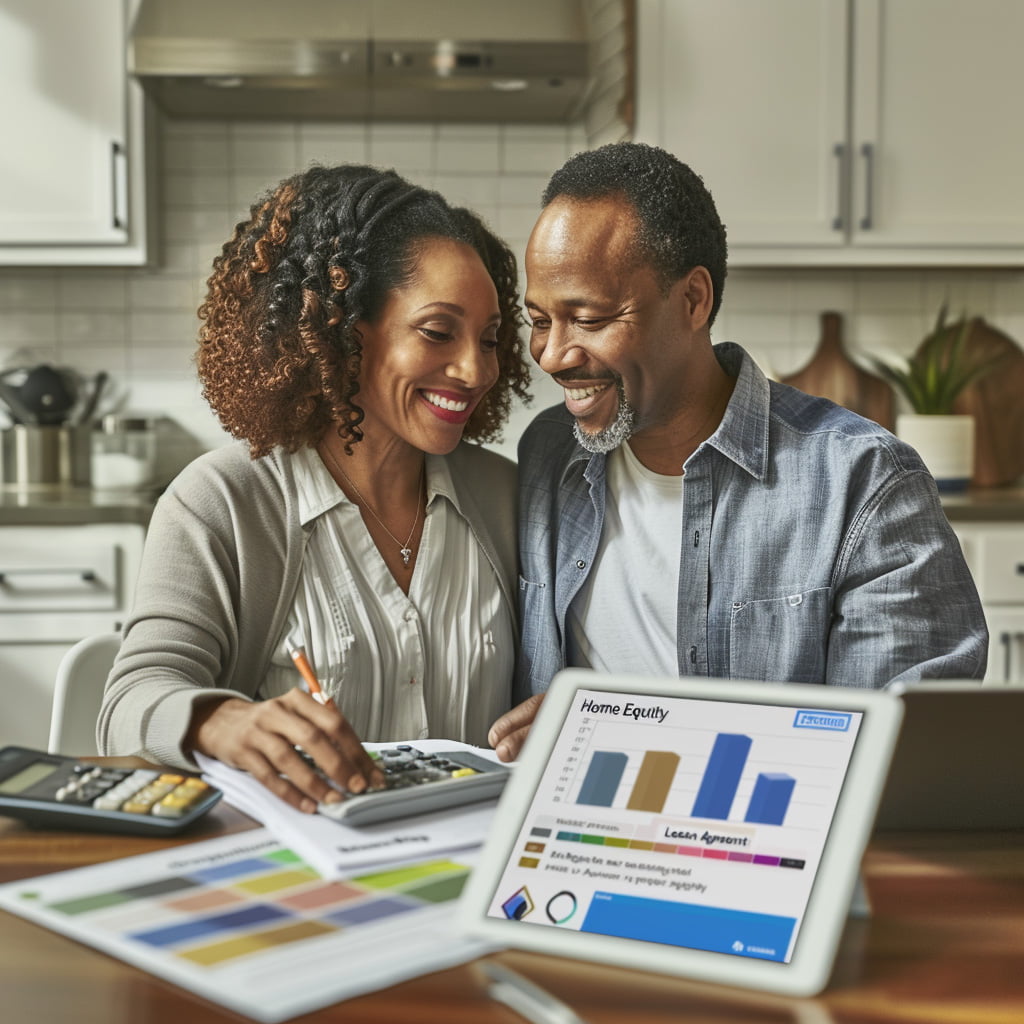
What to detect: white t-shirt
<box><xmin>566</xmin><ymin>440</ymin><xmax>683</xmax><ymax>676</ymax></box>
<box><xmin>258</xmin><ymin>446</ymin><xmax>513</xmax><ymax>746</ymax></box>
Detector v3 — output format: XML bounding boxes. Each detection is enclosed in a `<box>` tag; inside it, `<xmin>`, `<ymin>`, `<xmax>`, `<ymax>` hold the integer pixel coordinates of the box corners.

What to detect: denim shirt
<box><xmin>515</xmin><ymin>342</ymin><xmax>988</xmax><ymax>700</ymax></box>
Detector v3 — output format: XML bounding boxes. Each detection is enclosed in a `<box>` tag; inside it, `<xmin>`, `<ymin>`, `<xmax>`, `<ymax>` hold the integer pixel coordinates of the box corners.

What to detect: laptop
<box><xmin>875</xmin><ymin>681</ymin><xmax>1024</xmax><ymax>831</ymax></box>
<box><xmin>458</xmin><ymin>670</ymin><xmax>903</xmax><ymax>997</ymax></box>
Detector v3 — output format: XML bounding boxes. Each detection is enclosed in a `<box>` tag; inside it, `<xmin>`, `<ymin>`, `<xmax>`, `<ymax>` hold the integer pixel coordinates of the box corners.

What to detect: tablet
<box><xmin>876</xmin><ymin>681</ymin><xmax>1024</xmax><ymax>831</ymax></box>
<box><xmin>458</xmin><ymin>670</ymin><xmax>903</xmax><ymax>997</ymax></box>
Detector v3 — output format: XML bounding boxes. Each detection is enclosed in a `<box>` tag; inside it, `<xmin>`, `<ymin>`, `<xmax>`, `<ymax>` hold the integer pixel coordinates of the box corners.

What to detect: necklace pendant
<box><xmin>400</xmin><ymin>547</ymin><xmax>412</xmax><ymax>566</ymax></box>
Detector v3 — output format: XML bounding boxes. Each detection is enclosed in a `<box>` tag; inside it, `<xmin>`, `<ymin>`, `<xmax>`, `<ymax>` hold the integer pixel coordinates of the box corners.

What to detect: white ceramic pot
<box><xmin>896</xmin><ymin>413</ymin><xmax>975</xmax><ymax>492</ymax></box>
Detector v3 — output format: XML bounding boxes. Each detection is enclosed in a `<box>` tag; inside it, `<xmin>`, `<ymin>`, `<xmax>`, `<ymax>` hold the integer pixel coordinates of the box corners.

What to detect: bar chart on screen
<box><xmin>552</xmin><ymin>697</ymin><xmax>861</xmax><ymax>837</ymax></box>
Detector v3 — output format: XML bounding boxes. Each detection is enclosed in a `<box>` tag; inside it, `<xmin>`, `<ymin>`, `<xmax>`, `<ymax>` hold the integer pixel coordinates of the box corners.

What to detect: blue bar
<box><xmin>130</xmin><ymin>904</ymin><xmax>291</xmax><ymax>948</ymax></box>
<box><xmin>581</xmin><ymin>891</ymin><xmax>795</xmax><ymax>962</ymax></box>
<box><xmin>691</xmin><ymin>733</ymin><xmax>751</xmax><ymax>819</ymax></box>
<box><xmin>744</xmin><ymin>772</ymin><xmax>796</xmax><ymax>826</ymax></box>
<box><xmin>577</xmin><ymin>751</ymin><xmax>628</xmax><ymax>807</ymax></box>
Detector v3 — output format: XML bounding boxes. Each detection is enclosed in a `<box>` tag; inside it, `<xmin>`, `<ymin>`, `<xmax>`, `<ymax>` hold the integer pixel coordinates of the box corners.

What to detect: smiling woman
<box><xmin>96</xmin><ymin>164</ymin><xmax>531</xmax><ymax>814</ymax></box>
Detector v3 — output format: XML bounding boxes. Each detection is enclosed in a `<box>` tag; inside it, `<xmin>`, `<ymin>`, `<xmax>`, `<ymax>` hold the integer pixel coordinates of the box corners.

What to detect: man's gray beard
<box><xmin>572</xmin><ymin>382</ymin><xmax>637</xmax><ymax>455</ymax></box>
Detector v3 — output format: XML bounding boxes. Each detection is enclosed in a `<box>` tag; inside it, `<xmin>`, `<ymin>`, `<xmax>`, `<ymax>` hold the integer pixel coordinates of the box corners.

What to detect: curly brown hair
<box><xmin>197</xmin><ymin>164</ymin><xmax>532</xmax><ymax>457</ymax></box>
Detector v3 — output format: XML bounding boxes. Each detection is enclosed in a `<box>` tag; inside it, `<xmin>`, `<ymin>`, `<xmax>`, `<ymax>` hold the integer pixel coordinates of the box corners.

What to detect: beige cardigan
<box><xmin>97</xmin><ymin>440</ymin><xmax>518</xmax><ymax>768</ymax></box>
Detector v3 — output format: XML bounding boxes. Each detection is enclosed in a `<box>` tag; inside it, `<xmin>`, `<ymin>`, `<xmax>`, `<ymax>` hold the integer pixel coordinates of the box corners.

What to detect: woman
<box><xmin>97</xmin><ymin>165</ymin><xmax>531</xmax><ymax>812</ymax></box>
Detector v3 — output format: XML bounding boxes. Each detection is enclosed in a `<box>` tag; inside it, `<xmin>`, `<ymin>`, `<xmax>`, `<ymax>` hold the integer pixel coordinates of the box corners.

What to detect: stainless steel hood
<box><xmin>128</xmin><ymin>0</ymin><xmax>596</xmax><ymax>122</ymax></box>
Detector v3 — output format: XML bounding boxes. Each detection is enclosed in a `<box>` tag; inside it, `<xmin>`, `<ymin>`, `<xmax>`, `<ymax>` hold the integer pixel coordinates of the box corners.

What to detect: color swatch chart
<box><xmin>0</xmin><ymin>829</ymin><xmax>488</xmax><ymax>1023</ymax></box>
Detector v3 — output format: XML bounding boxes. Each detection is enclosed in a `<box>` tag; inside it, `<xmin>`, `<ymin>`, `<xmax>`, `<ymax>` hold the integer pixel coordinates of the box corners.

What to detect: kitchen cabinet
<box><xmin>953</xmin><ymin>524</ymin><xmax>1024</xmax><ymax>684</ymax></box>
<box><xmin>0</xmin><ymin>0</ymin><xmax>151</xmax><ymax>265</ymax></box>
<box><xmin>635</xmin><ymin>0</ymin><xmax>1024</xmax><ymax>266</ymax></box>
<box><xmin>0</xmin><ymin>522</ymin><xmax>145</xmax><ymax>749</ymax></box>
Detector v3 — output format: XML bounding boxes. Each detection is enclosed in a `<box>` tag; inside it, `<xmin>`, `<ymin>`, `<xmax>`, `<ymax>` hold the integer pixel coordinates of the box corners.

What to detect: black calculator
<box><xmin>0</xmin><ymin>746</ymin><xmax>222</xmax><ymax>836</ymax></box>
<box><xmin>316</xmin><ymin>746</ymin><xmax>510</xmax><ymax>826</ymax></box>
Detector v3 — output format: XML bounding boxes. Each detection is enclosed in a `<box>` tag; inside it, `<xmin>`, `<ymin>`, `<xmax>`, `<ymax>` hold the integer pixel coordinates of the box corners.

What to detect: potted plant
<box><xmin>872</xmin><ymin>305</ymin><xmax>1007</xmax><ymax>491</ymax></box>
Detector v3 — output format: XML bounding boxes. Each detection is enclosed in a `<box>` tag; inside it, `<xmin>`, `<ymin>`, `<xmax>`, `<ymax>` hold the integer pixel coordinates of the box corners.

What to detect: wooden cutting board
<box><xmin>950</xmin><ymin>317</ymin><xmax>1024</xmax><ymax>487</ymax></box>
<box><xmin>779</xmin><ymin>312</ymin><xmax>895</xmax><ymax>431</ymax></box>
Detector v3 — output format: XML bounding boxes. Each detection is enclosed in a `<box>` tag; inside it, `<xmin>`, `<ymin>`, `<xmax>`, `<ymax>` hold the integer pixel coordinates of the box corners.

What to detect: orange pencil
<box><xmin>286</xmin><ymin>640</ymin><xmax>330</xmax><ymax>705</ymax></box>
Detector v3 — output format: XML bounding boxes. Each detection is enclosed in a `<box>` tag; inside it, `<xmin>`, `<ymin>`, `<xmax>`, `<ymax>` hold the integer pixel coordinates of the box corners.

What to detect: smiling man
<box><xmin>488</xmin><ymin>141</ymin><xmax>988</xmax><ymax>762</ymax></box>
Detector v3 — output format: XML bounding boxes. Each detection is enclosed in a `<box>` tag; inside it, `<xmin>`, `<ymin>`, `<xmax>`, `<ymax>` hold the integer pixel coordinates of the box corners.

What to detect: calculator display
<box><xmin>0</xmin><ymin>761</ymin><xmax>57</xmax><ymax>795</ymax></box>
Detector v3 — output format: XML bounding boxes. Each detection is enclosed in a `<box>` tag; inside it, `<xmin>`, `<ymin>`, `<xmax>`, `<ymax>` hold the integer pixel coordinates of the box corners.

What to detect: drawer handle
<box><xmin>0</xmin><ymin>569</ymin><xmax>102</xmax><ymax>586</ymax></box>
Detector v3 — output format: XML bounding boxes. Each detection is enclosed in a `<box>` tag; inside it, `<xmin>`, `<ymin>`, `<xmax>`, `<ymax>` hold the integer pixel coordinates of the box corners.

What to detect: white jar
<box><xmin>91</xmin><ymin>414</ymin><xmax>158</xmax><ymax>490</ymax></box>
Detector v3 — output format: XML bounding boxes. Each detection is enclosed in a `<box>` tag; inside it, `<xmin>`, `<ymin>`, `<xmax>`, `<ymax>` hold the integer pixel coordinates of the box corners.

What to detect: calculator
<box><xmin>0</xmin><ymin>746</ymin><xmax>222</xmax><ymax>836</ymax></box>
<box><xmin>315</xmin><ymin>746</ymin><xmax>510</xmax><ymax>826</ymax></box>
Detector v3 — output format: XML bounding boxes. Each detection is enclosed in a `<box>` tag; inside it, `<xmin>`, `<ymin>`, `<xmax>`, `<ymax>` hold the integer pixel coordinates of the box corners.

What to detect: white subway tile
<box><xmin>128</xmin><ymin>274</ymin><xmax>198</xmax><ymax>312</ymax></box>
<box><xmin>298</xmin><ymin>124</ymin><xmax>370</xmax><ymax>166</ymax></box>
<box><xmin>58</xmin><ymin>310</ymin><xmax>127</xmax><ymax>346</ymax></box>
<box><xmin>431</xmin><ymin>174</ymin><xmax>500</xmax><ymax>207</ymax></box>
<box><xmin>162</xmin><ymin>129</ymin><xmax>231</xmax><ymax>173</ymax></box>
<box><xmin>229</xmin><ymin>125</ymin><xmax>299</xmax><ymax>172</ymax></box>
<box><xmin>57</xmin><ymin>273</ymin><xmax>127</xmax><ymax>310</ymax></box>
<box><xmin>0</xmin><ymin>311</ymin><xmax>58</xmax><ymax>348</ymax></box>
<box><xmin>0</xmin><ymin>272</ymin><xmax>58</xmax><ymax>309</ymax></box>
<box><xmin>725</xmin><ymin>273</ymin><xmax>794</xmax><ymax>314</ymax></box>
<box><xmin>369</xmin><ymin>124</ymin><xmax>436</xmax><ymax>173</ymax></box>
<box><xmin>436</xmin><ymin>126</ymin><xmax>500</xmax><ymax>173</ymax></box>
<box><xmin>853</xmin><ymin>272</ymin><xmax>925</xmax><ymax>313</ymax></box>
<box><xmin>128</xmin><ymin>309</ymin><xmax>200</xmax><ymax>346</ymax></box>
<box><xmin>162</xmin><ymin>172</ymin><xmax>232</xmax><ymax>209</ymax></box>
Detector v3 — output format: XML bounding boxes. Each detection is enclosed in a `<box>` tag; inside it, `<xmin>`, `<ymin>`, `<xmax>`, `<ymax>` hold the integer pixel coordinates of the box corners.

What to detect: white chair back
<box><xmin>47</xmin><ymin>633</ymin><xmax>120</xmax><ymax>756</ymax></box>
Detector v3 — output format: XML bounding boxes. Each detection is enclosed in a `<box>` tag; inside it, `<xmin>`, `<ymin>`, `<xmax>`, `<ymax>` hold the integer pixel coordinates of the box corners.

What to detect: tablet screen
<box><xmin>483</xmin><ymin>687</ymin><xmax>864</xmax><ymax>965</ymax></box>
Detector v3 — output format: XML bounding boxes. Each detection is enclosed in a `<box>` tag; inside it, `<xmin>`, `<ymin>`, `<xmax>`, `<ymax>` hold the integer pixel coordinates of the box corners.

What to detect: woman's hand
<box><xmin>488</xmin><ymin>694</ymin><xmax>545</xmax><ymax>762</ymax></box>
<box><xmin>187</xmin><ymin>690</ymin><xmax>385</xmax><ymax>813</ymax></box>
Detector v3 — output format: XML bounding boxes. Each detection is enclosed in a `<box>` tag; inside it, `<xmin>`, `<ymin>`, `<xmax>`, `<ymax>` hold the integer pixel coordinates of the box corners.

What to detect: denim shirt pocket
<box><xmin>728</xmin><ymin>586</ymin><xmax>832</xmax><ymax>683</ymax></box>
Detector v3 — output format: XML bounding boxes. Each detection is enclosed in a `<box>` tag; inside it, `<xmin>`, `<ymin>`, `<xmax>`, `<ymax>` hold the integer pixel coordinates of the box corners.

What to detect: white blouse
<box><xmin>258</xmin><ymin>446</ymin><xmax>514</xmax><ymax>746</ymax></box>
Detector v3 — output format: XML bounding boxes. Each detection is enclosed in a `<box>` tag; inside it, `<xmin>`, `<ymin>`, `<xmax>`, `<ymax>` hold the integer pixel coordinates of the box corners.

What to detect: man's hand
<box><xmin>187</xmin><ymin>690</ymin><xmax>384</xmax><ymax>813</ymax></box>
<box><xmin>488</xmin><ymin>694</ymin><xmax>546</xmax><ymax>762</ymax></box>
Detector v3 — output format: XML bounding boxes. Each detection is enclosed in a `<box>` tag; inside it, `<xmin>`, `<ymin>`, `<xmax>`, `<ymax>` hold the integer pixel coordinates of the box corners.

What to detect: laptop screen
<box><xmin>483</xmin><ymin>686</ymin><xmax>864</xmax><ymax>965</ymax></box>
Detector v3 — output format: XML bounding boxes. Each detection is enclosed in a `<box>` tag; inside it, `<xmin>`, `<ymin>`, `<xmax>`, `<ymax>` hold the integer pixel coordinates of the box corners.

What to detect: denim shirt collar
<box><xmin>562</xmin><ymin>341</ymin><xmax>770</xmax><ymax>484</ymax></box>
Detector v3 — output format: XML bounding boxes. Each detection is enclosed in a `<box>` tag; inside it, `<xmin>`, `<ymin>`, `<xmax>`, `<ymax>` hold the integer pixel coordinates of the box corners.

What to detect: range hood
<box><xmin>128</xmin><ymin>0</ymin><xmax>597</xmax><ymax>122</ymax></box>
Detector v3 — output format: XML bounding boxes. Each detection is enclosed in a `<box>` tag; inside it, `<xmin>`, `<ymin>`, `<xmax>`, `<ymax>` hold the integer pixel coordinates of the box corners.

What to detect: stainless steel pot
<box><xmin>0</xmin><ymin>425</ymin><xmax>92</xmax><ymax>490</ymax></box>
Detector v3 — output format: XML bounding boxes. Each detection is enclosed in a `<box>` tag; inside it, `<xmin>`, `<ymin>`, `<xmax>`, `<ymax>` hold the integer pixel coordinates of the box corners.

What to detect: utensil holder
<box><xmin>0</xmin><ymin>425</ymin><xmax>92</xmax><ymax>490</ymax></box>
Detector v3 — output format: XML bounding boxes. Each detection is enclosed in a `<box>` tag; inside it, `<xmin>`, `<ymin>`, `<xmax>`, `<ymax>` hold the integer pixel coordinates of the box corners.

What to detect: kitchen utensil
<box><xmin>0</xmin><ymin>378</ymin><xmax>38</xmax><ymax>425</ymax></box>
<box><xmin>16</xmin><ymin>364</ymin><xmax>78</xmax><ymax>426</ymax></box>
<box><xmin>780</xmin><ymin>312</ymin><xmax>895</xmax><ymax>431</ymax></box>
<box><xmin>0</xmin><ymin>424</ymin><xmax>92</xmax><ymax>490</ymax></box>
<box><xmin>76</xmin><ymin>370</ymin><xmax>109</xmax><ymax>426</ymax></box>
<box><xmin>951</xmin><ymin>318</ymin><xmax>1024</xmax><ymax>487</ymax></box>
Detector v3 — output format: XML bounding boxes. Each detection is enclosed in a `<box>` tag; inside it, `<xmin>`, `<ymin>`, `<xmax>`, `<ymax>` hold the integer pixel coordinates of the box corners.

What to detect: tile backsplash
<box><xmin>2</xmin><ymin>117</ymin><xmax>1023</xmax><ymax>477</ymax></box>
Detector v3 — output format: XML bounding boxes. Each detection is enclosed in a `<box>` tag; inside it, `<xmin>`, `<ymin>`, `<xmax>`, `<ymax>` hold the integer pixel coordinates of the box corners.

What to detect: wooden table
<box><xmin>2</xmin><ymin>778</ymin><xmax>1023</xmax><ymax>1024</ymax></box>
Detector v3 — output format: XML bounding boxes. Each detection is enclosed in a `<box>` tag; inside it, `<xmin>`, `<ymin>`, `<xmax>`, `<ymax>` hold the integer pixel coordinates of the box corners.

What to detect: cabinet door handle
<box><xmin>110</xmin><ymin>140</ymin><xmax>128</xmax><ymax>231</ymax></box>
<box><xmin>831</xmin><ymin>142</ymin><xmax>846</xmax><ymax>231</ymax></box>
<box><xmin>1016</xmin><ymin>563</ymin><xmax>1024</xmax><ymax>575</ymax></box>
<box><xmin>859</xmin><ymin>142</ymin><xmax>875</xmax><ymax>231</ymax></box>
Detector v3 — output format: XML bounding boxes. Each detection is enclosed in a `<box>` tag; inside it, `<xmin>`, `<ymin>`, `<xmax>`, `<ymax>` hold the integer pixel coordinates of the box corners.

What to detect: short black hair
<box><xmin>541</xmin><ymin>142</ymin><xmax>728</xmax><ymax>327</ymax></box>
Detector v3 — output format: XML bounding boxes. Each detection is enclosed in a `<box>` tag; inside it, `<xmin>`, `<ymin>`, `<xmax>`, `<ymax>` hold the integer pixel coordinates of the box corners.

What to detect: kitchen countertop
<box><xmin>938</xmin><ymin>484</ymin><xmax>1024</xmax><ymax>523</ymax></box>
<box><xmin>0</xmin><ymin>486</ymin><xmax>157</xmax><ymax>526</ymax></box>
<box><xmin>2</xmin><ymin>483</ymin><xmax>1023</xmax><ymax>528</ymax></box>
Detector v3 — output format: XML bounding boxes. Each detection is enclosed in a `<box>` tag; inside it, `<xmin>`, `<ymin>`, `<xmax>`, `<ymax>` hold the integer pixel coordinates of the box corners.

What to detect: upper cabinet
<box><xmin>0</xmin><ymin>0</ymin><xmax>151</xmax><ymax>265</ymax></box>
<box><xmin>635</xmin><ymin>0</ymin><xmax>1024</xmax><ymax>266</ymax></box>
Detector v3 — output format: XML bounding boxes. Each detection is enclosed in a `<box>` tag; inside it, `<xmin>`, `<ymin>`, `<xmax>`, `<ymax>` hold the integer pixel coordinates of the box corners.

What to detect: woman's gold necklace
<box><xmin>321</xmin><ymin>445</ymin><xmax>424</xmax><ymax>568</ymax></box>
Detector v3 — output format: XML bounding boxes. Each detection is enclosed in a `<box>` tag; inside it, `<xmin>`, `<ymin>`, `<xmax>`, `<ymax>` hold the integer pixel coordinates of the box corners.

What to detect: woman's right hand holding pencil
<box><xmin>185</xmin><ymin>687</ymin><xmax>384</xmax><ymax>814</ymax></box>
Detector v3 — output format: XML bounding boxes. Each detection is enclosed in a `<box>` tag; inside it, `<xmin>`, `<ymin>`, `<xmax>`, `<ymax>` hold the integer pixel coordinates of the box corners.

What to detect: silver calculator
<box><xmin>316</xmin><ymin>746</ymin><xmax>510</xmax><ymax>826</ymax></box>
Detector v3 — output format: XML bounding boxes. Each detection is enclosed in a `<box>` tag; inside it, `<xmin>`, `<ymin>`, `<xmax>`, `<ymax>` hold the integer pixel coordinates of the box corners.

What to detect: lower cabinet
<box><xmin>0</xmin><ymin>522</ymin><xmax>145</xmax><ymax>749</ymax></box>
<box><xmin>953</xmin><ymin>524</ymin><xmax>1024</xmax><ymax>684</ymax></box>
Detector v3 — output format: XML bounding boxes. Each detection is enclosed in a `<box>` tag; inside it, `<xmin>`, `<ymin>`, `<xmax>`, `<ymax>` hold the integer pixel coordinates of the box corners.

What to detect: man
<box><xmin>489</xmin><ymin>141</ymin><xmax>987</xmax><ymax>761</ymax></box>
